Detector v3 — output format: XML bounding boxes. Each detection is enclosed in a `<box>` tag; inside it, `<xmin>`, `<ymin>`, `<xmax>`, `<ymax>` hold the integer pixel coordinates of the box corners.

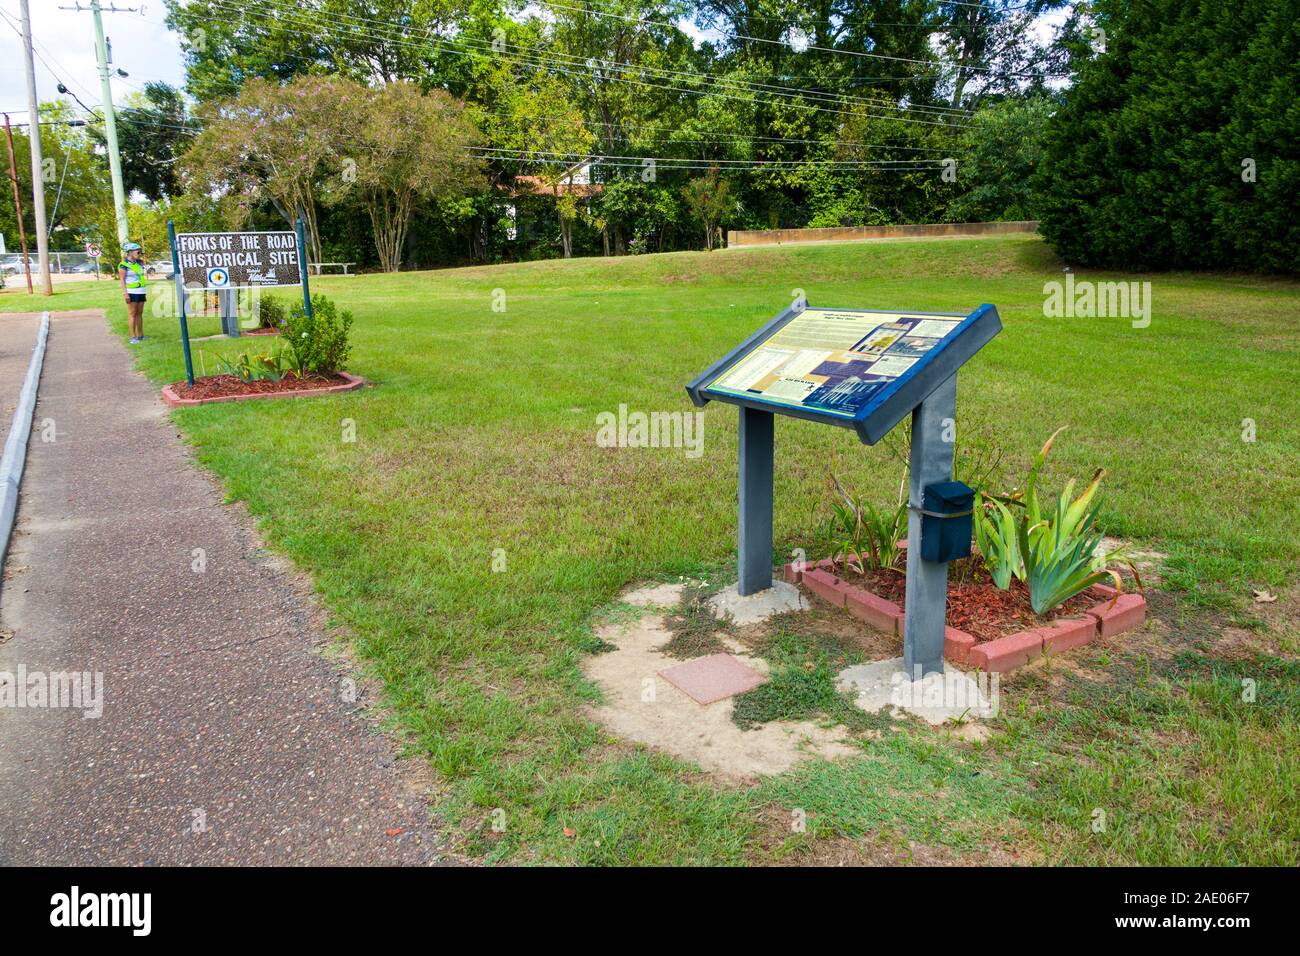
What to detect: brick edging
<box><xmin>161</xmin><ymin>372</ymin><xmax>366</xmax><ymax>407</ymax></box>
<box><xmin>788</xmin><ymin>559</ymin><xmax>1147</xmax><ymax>673</ymax></box>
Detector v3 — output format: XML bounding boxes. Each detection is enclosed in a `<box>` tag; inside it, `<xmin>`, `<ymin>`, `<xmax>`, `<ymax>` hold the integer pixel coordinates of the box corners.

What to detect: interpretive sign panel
<box><xmin>687</xmin><ymin>304</ymin><xmax>1002</xmax><ymax>444</ymax></box>
<box><xmin>174</xmin><ymin>231</ymin><xmax>304</xmax><ymax>289</ymax></box>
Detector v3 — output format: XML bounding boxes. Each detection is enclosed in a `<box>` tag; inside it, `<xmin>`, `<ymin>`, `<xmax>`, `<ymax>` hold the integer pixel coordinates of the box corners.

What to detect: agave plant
<box><xmin>974</xmin><ymin>493</ymin><xmax>1021</xmax><ymax>589</ymax></box>
<box><xmin>975</xmin><ymin>427</ymin><xmax>1141</xmax><ymax>614</ymax></box>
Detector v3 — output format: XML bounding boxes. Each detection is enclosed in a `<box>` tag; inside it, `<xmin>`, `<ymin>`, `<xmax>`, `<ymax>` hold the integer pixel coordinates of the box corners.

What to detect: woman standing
<box><xmin>119</xmin><ymin>242</ymin><xmax>147</xmax><ymax>344</ymax></box>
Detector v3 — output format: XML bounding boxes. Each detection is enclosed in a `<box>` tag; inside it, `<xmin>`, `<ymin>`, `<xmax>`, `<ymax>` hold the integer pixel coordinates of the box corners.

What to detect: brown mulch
<box><xmin>241</xmin><ymin>326</ymin><xmax>280</xmax><ymax>336</ymax></box>
<box><xmin>839</xmin><ymin>565</ymin><xmax>1098</xmax><ymax>643</ymax></box>
<box><xmin>169</xmin><ymin>372</ymin><xmax>350</xmax><ymax>400</ymax></box>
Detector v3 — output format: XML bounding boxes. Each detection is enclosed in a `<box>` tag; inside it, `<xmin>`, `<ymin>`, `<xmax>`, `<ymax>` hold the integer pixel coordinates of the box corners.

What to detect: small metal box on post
<box><xmin>687</xmin><ymin>303</ymin><xmax>1002</xmax><ymax>676</ymax></box>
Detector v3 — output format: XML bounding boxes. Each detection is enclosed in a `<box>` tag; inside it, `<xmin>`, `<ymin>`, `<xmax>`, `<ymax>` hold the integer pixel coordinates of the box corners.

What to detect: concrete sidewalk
<box><xmin>0</xmin><ymin>310</ymin><xmax>446</xmax><ymax>865</ymax></box>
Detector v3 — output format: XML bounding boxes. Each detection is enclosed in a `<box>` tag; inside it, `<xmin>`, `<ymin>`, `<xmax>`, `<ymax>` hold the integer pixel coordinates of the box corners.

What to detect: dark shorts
<box><xmin>127</xmin><ymin>292</ymin><xmax>146</xmax><ymax>303</ymax></box>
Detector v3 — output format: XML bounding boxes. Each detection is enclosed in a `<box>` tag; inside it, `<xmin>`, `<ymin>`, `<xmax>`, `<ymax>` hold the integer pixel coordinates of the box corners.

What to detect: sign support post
<box><xmin>296</xmin><ymin>217</ymin><xmax>314</xmax><ymax>319</ymax></box>
<box><xmin>902</xmin><ymin>374</ymin><xmax>957</xmax><ymax>677</ymax></box>
<box><xmin>218</xmin><ymin>288</ymin><xmax>240</xmax><ymax>337</ymax></box>
<box><xmin>167</xmin><ymin>219</ymin><xmax>195</xmax><ymax>388</ymax></box>
<box><xmin>737</xmin><ymin>406</ymin><xmax>775</xmax><ymax>596</ymax></box>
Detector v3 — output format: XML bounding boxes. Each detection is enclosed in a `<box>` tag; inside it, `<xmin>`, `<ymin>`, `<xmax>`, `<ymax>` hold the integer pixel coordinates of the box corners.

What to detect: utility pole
<box><xmin>18</xmin><ymin>0</ymin><xmax>52</xmax><ymax>295</ymax></box>
<box><xmin>3</xmin><ymin>114</ymin><xmax>34</xmax><ymax>294</ymax></box>
<box><xmin>90</xmin><ymin>0</ymin><xmax>130</xmax><ymax>249</ymax></box>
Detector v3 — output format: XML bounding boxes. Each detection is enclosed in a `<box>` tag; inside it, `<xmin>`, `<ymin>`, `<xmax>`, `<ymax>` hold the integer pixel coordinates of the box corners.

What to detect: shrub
<box><xmin>1033</xmin><ymin>0</ymin><xmax>1300</xmax><ymax>274</ymax></box>
<box><xmin>279</xmin><ymin>293</ymin><xmax>353</xmax><ymax>376</ymax></box>
<box><xmin>255</xmin><ymin>293</ymin><xmax>287</xmax><ymax>330</ymax></box>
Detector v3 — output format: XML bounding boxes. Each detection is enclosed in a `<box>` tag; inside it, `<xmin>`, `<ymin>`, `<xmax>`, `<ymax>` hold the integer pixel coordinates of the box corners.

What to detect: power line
<box><xmin>197</xmin><ymin>0</ymin><xmax>976</xmax><ymax>129</ymax></box>
<box><xmin>268</xmin><ymin>0</ymin><xmax>974</xmax><ymax>119</ymax></box>
<box><xmin>534</xmin><ymin>0</ymin><xmax>1070</xmax><ymax>78</ymax></box>
<box><xmin>471</xmin><ymin>146</ymin><xmax>947</xmax><ymax>167</ymax></box>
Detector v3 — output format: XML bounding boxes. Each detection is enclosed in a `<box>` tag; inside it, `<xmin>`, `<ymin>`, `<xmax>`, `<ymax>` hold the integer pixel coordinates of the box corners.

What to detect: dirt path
<box><xmin>0</xmin><ymin>310</ymin><xmax>447</xmax><ymax>865</ymax></box>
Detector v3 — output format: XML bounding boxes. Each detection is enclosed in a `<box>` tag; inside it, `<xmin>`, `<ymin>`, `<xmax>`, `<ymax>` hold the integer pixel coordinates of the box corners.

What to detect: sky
<box><xmin>0</xmin><ymin>0</ymin><xmax>186</xmax><ymax>125</ymax></box>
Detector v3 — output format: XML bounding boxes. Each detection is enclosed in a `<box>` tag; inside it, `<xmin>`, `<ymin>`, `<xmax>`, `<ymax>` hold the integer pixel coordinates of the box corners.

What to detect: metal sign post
<box><xmin>737</xmin><ymin>406</ymin><xmax>775</xmax><ymax>595</ymax></box>
<box><xmin>218</xmin><ymin>289</ymin><xmax>240</xmax><ymax>337</ymax></box>
<box><xmin>166</xmin><ymin>219</ymin><xmax>195</xmax><ymax>388</ymax></box>
<box><xmin>903</xmin><ymin>373</ymin><xmax>957</xmax><ymax>676</ymax></box>
<box><xmin>688</xmin><ymin>303</ymin><xmax>1002</xmax><ymax>676</ymax></box>
<box><xmin>296</xmin><ymin>217</ymin><xmax>314</xmax><ymax>319</ymax></box>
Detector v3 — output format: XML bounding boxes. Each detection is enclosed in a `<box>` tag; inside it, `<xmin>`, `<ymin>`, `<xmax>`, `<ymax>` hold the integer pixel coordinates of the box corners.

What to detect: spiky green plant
<box><xmin>975</xmin><ymin>427</ymin><xmax>1141</xmax><ymax>614</ymax></box>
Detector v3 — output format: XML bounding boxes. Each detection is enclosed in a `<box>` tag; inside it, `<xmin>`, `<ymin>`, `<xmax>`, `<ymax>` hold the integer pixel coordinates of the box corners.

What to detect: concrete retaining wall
<box><xmin>727</xmin><ymin>220</ymin><xmax>1039</xmax><ymax>247</ymax></box>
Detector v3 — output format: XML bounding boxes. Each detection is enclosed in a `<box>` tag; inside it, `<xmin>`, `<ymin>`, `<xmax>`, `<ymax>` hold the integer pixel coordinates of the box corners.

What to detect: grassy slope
<box><xmin>5</xmin><ymin>235</ymin><xmax>1297</xmax><ymax>864</ymax></box>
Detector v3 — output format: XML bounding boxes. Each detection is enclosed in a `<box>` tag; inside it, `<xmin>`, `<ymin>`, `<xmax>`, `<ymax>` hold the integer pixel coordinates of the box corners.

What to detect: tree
<box><xmin>89</xmin><ymin>82</ymin><xmax>191</xmax><ymax>202</ymax></box>
<box><xmin>937</xmin><ymin>1</ymin><xmax>1070</xmax><ymax>110</ymax></box>
<box><xmin>948</xmin><ymin>95</ymin><xmax>1053</xmax><ymax>222</ymax></box>
<box><xmin>498</xmin><ymin>76</ymin><xmax>596</xmax><ymax>258</ymax></box>
<box><xmin>1034</xmin><ymin>0</ymin><xmax>1300</xmax><ymax>273</ymax></box>
<box><xmin>1</xmin><ymin>102</ymin><xmax>110</xmax><ymax>252</ymax></box>
<box><xmin>335</xmin><ymin>82</ymin><xmax>484</xmax><ymax>272</ymax></box>
<box><xmin>681</xmin><ymin>166</ymin><xmax>733</xmax><ymax>249</ymax></box>
<box><xmin>179</xmin><ymin>76</ymin><xmax>358</xmax><ymax>263</ymax></box>
<box><xmin>163</xmin><ymin>0</ymin><xmax>459</xmax><ymax>100</ymax></box>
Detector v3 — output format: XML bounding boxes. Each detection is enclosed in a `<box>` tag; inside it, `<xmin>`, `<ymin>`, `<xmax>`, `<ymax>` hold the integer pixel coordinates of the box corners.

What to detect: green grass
<box><xmin>1002</xmin><ymin>649</ymin><xmax>1300</xmax><ymax>865</ymax></box>
<box><xmin>5</xmin><ymin>235</ymin><xmax>1297</xmax><ymax>865</ymax></box>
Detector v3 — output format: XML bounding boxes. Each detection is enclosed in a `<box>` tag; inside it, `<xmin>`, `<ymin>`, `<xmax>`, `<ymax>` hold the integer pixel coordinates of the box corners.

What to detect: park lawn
<box><xmin>4</xmin><ymin>234</ymin><xmax>1298</xmax><ymax>865</ymax></box>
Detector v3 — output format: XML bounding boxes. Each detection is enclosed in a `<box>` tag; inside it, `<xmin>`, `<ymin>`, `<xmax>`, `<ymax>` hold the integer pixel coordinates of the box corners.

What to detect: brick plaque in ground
<box><xmin>659</xmin><ymin>653</ymin><xmax>766</xmax><ymax>705</ymax></box>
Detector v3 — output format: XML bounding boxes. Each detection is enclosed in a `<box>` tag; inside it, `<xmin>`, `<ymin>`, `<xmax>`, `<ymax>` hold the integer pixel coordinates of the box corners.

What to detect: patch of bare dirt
<box><xmin>583</xmin><ymin>611</ymin><xmax>860</xmax><ymax>781</ymax></box>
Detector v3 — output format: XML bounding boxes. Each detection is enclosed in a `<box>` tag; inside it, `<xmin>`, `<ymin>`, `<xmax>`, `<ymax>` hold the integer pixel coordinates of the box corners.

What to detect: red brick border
<box><xmin>161</xmin><ymin>372</ymin><xmax>366</xmax><ymax>407</ymax></box>
<box><xmin>794</xmin><ymin>563</ymin><xmax>1147</xmax><ymax>673</ymax></box>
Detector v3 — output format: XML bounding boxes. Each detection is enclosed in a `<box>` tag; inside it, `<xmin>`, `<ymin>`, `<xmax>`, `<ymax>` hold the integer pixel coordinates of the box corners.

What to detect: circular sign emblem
<box><xmin>207</xmin><ymin>267</ymin><xmax>231</xmax><ymax>288</ymax></box>
<box><xmin>85</xmin><ymin>242</ymin><xmax>101</xmax><ymax>258</ymax></box>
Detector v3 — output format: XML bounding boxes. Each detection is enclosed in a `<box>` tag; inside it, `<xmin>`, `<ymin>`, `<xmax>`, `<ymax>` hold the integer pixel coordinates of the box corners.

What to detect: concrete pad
<box><xmin>707</xmin><ymin>580</ymin><xmax>806</xmax><ymax>625</ymax></box>
<box><xmin>584</xmin><ymin>614</ymin><xmax>857</xmax><ymax>780</ymax></box>
<box><xmin>836</xmin><ymin>658</ymin><xmax>998</xmax><ymax>726</ymax></box>
<box><xmin>659</xmin><ymin>653</ymin><xmax>765</xmax><ymax>705</ymax></box>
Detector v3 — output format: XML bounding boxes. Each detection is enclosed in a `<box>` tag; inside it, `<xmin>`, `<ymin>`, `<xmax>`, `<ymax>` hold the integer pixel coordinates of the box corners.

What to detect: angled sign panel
<box><xmin>687</xmin><ymin>303</ymin><xmax>1002</xmax><ymax>444</ymax></box>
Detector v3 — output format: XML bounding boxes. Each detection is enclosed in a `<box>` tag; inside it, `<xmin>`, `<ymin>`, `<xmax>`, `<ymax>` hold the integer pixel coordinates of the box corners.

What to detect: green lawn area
<box><xmin>5</xmin><ymin>234</ymin><xmax>1297</xmax><ymax>865</ymax></box>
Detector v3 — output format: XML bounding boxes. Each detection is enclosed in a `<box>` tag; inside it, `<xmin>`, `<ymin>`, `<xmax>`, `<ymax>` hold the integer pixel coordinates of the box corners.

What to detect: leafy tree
<box><xmin>163</xmin><ymin>0</ymin><xmax>461</xmax><ymax>100</ymax></box>
<box><xmin>498</xmin><ymin>75</ymin><xmax>597</xmax><ymax>258</ymax></box>
<box><xmin>937</xmin><ymin>1</ymin><xmax>1071</xmax><ymax>109</ymax></box>
<box><xmin>334</xmin><ymin>81</ymin><xmax>484</xmax><ymax>271</ymax></box>
<box><xmin>179</xmin><ymin>76</ymin><xmax>357</xmax><ymax>262</ymax></box>
<box><xmin>681</xmin><ymin>166</ymin><xmax>733</xmax><ymax>248</ymax></box>
<box><xmin>89</xmin><ymin>82</ymin><xmax>191</xmax><ymax>202</ymax></box>
<box><xmin>1</xmin><ymin>102</ymin><xmax>111</xmax><ymax>252</ymax></box>
<box><xmin>948</xmin><ymin>94</ymin><xmax>1053</xmax><ymax>222</ymax></box>
<box><xmin>1034</xmin><ymin>0</ymin><xmax>1300</xmax><ymax>273</ymax></box>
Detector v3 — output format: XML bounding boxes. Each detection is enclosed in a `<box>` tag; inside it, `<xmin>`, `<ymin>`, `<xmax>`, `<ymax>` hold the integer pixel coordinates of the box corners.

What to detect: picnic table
<box><xmin>309</xmin><ymin>262</ymin><xmax>357</xmax><ymax>276</ymax></box>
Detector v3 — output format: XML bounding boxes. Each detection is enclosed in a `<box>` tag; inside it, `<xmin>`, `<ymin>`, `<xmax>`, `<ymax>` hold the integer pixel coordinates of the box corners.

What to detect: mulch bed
<box><xmin>240</xmin><ymin>327</ymin><xmax>280</xmax><ymax>336</ymax></box>
<box><xmin>839</xmin><ymin>565</ymin><xmax>1095</xmax><ymax>642</ymax></box>
<box><xmin>168</xmin><ymin>372</ymin><xmax>351</xmax><ymax>401</ymax></box>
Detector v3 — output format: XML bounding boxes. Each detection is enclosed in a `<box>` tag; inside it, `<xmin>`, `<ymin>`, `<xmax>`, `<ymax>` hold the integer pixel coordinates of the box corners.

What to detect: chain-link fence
<box><xmin>0</xmin><ymin>251</ymin><xmax>176</xmax><ymax>283</ymax></box>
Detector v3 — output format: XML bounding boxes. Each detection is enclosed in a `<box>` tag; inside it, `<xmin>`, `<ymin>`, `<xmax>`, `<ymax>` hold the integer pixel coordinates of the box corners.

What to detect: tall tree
<box><xmin>499</xmin><ymin>75</ymin><xmax>597</xmax><ymax>258</ymax></box>
<box><xmin>1035</xmin><ymin>0</ymin><xmax>1300</xmax><ymax>273</ymax></box>
<box><xmin>179</xmin><ymin>76</ymin><xmax>357</xmax><ymax>262</ymax></box>
<box><xmin>89</xmin><ymin>82</ymin><xmax>191</xmax><ymax>202</ymax></box>
<box><xmin>1</xmin><ymin>102</ymin><xmax>110</xmax><ymax>251</ymax></box>
<box><xmin>163</xmin><ymin>0</ymin><xmax>465</xmax><ymax>100</ymax></box>
<box><xmin>335</xmin><ymin>81</ymin><xmax>484</xmax><ymax>271</ymax></box>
